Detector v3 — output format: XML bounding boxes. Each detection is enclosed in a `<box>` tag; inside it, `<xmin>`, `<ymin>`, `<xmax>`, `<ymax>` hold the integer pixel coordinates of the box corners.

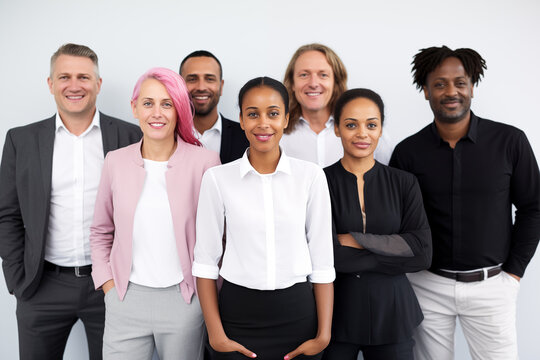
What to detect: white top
<box><xmin>193</xmin><ymin>151</ymin><xmax>335</xmax><ymax>290</ymax></box>
<box><xmin>129</xmin><ymin>159</ymin><xmax>184</xmax><ymax>288</ymax></box>
<box><xmin>280</xmin><ymin>116</ymin><xmax>394</xmax><ymax>167</ymax></box>
<box><xmin>44</xmin><ymin>111</ymin><xmax>103</xmax><ymax>266</ymax></box>
<box><xmin>194</xmin><ymin>113</ymin><xmax>222</xmax><ymax>154</ymax></box>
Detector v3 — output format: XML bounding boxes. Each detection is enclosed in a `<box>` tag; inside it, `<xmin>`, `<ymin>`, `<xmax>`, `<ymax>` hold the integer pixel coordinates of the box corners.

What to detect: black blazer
<box><xmin>219</xmin><ymin>115</ymin><xmax>249</xmax><ymax>164</ymax></box>
<box><xmin>0</xmin><ymin>113</ymin><xmax>142</xmax><ymax>300</ymax></box>
<box><xmin>324</xmin><ymin>161</ymin><xmax>432</xmax><ymax>345</ymax></box>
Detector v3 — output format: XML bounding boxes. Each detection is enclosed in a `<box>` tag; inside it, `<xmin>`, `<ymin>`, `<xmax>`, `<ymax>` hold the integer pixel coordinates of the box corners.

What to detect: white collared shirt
<box><xmin>194</xmin><ymin>113</ymin><xmax>222</xmax><ymax>154</ymax></box>
<box><xmin>193</xmin><ymin>151</ymin><xmax>335</xmax><ymax>290</ymax></box>
<box><xmin>129</xmin><ymin>159</ymin><xmax>184</xmax><ymax>287</ymax></box>
<box><xmin>280</xmin><ymin>116</ymin><xmax>394</xmax><ymax>167</ymax></box>
<box><xmin>44</xmin><ymin>111</ymin><xmax>104</xmax><ymax>266</ymax></box>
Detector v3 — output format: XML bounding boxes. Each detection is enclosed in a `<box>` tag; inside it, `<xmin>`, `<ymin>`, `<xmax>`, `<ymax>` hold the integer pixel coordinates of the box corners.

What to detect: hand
<box><xmin>506</xmin><ymin>272</ymin><xmax>521</xmax><ymax>282</ymax></box>
<box><xmin>102</xmin><ymin>279</ymin><xmax>115</xmax><ymax>294</ymax></box>
<box><xmin>210</xmin><ymin>334</ymin><xmax>257</xmax><ymax>358</ymax></box>
<box><xmin>284</xmin><ymin>336</ymin><xmax>330</xmax><ymax>359</ymax></box>
<box><xmin>337</xmin><ymin>233</ymin><xmax>363</xmax><ymax>249</ymax></box>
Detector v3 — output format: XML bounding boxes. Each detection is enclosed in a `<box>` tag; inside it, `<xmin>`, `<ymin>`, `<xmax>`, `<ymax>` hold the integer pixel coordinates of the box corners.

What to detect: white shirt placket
<box><xmin>262</xmin><ymin>176</ymin><xmax>276</xmax><ymax>289</ymax></box>
<box><xmin>72</xmin><ymin>136</ymin><xmax>85</xmax><ymax>264</ymax></box>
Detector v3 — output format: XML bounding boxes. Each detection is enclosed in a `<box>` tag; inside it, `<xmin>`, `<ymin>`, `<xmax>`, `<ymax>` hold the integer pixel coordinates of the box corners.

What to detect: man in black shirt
<box><xmin>390</xmin><ymin>46</ymin><xmax>540</xmax><ymax>360</ymax></box>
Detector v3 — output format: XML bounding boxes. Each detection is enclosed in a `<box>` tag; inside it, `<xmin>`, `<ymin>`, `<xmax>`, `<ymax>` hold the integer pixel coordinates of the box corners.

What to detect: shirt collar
<box><xmin>55</xmin><ymin>110</ymin><xmax>100</xmax><ymax>136</ymax></box>
<box><xmin>299</xmin><ymin>115</ymin><xmax>334</xmax><ymax>129</ymax></box>
<box><xmin>194</xmin><ymin>113</ymin><xmax>222</xmax><ymax>138</ymax></box>
<box><xmin>429</xmin><ymin>110</ymin><xmax>478</xmax><ymax>145</ymax></box>
<box><xmin>239</xmin><ymin>148</ymin><xmax>292</xmax><ymax>178</ymax></box>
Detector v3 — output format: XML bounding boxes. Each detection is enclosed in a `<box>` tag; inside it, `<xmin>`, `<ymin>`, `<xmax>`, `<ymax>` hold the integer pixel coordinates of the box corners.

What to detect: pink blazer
<box><xmin>90</xmin><ymin>137</ymin><xmax>220</xmax><ymax>303</ymax></box>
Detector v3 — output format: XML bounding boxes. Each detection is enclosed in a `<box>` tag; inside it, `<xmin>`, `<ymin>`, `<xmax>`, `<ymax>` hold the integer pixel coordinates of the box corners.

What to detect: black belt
<box><xmin>44</xmin><ymin>261</ymin><xmax>92</xmax><ymax>277</ymax></box>
<box><xmin>430</xmin><ymin>266</ymin><xmax>502</xmax><ymax>283</ymax></box>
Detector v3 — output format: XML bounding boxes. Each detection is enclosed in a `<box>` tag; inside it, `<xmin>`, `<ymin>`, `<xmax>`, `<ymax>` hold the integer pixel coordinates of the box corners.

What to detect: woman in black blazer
<box><xmin>322</xmin><ymin>89</ymin><xmax>432</xmax><ymax>360</ymax></box>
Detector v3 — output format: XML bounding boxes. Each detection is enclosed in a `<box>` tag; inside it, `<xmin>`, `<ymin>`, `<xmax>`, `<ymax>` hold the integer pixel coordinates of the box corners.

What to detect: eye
<box><xmin>269</xmin><ymin>111</ymin><xmax>280</xmax><ymax>117</ymax></box>
<box><xmin>298</xmin><ymin>73</ymin><xmax>308</xmax><ymax>78</ymax></box>
<box><xmin>206</xmin><ymin>77</ymin><xmax>216</xmax><ymax>83</ymax></box>
<box><xmin>162</xmin><ymin>102</ymin><xmax>173</xmax><ymax>109</ymax></box>
<box><xmin>434</xmin><ymin>82</ymin><xmax>445</xmax><ymax>88</ymax></box>
<box><xmin>456</xmin><ymin>81</ymin><xmax>467</xmax><ymax>87</ymax></box>
<box><xmin>367</xmin><ymin>123</ymin><xmax>378</xmax><ymax>129</ymax></box>
<box><xmin>80</xmin><ymin>76</ymin><xmax>90</xmax><ymax>80</ymax></box>
<box><xmin>59</xmin><ymin>75</ymin><xmax>69</xmax><ymax>80</ymax></box>
<box><xmin>143</xmin><ymin>101</ymin><xmax>152</xmax><ymax>107</ymax></box>
<box><xmin>320</xmin><ymin>73</ymin><xmax>329</xmax><ymax>78</ymax></box>
<box><xmin>247</xmin><ymin>112</ymin><xmax>258</xmax><ymax>118</ymax></box>
<box><xmin>345</xmin><ymin>122</ymin><xmax>356</xmax><ymax>129</ymax></box>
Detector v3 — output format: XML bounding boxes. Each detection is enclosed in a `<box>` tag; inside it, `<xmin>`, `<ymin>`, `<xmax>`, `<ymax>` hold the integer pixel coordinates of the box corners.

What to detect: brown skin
<box><xmin>423</xmin><ymin>57</ymin><xmax>520</xmax><ymax>281</ymax></box>
<box><xmin>197</xmin><ymin>86</ymin><xmax>334</xmax><ymax>358</ymax></box>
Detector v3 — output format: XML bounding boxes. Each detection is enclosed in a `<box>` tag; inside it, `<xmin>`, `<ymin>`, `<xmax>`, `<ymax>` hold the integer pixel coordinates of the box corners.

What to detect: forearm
<box><xmin>313</xmin><ymin>282</ymin><xmax>333</xmax><ymax>342</ymax></box>
<box><xmin>350</xmin><ymin>232</ymin><xmax>413</xmax><ymax>256</ymax></box>
<box><xmin>196</xmin><ymin>277</ymin><xmax>227</xmax><ymax>342</ymax></box>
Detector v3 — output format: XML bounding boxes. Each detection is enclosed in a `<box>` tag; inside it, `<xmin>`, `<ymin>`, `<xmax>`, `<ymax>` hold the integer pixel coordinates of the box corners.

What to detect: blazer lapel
<box><xmin>38</xmin><ymin>117</ymin><xmax>55</xmax><ymax>200</ymax></box>
<box><xmin>100</xmin><ymin>113</ymin><xmax>118</xmax><ymax>155</ymax></box>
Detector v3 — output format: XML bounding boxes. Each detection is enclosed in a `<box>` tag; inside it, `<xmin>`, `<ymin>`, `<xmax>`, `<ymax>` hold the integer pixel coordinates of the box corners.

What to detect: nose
<box><xmin>152</xmin><ymin>105</ymin><xmax>162</xmax><ymax>118</ymax></box>
<box><xmin>445</xmin><ymin>83</ymin><xmax>458</xmax><ymax>97</ymax></box>
<box><xmin>357</xmin><ymin>125</ymin><xmax>368</xmax><ymax>138</ymax></box>
<box><xmin>308</xmin><ymin>75</ymin><xmax>318</xmax><ymax>88</ymax></box>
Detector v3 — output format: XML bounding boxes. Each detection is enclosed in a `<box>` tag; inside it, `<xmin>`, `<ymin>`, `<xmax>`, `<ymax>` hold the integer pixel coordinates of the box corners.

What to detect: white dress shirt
<box><xmin>44</xmin><ymin>112</ymin><xmax>103</xmax><ymax>266</ymax></box>
<box><xmin>193</xmin><ymin>151</ymin><xmax>335</xmax><ymax>290</ymax></box>
<box><xmin>129</xmin><ymin>159</ymin><xmax>184</xmax><ymax>288</ymax></box>
<box><xmin>194</xmin><ymin>113</ymin><xmax>222</xmax><ymax>154</ymax></box>
<box><xmin>280</xmin><ymin>116</ymin><xmax>394</xmax><ymax>167</ymax></box>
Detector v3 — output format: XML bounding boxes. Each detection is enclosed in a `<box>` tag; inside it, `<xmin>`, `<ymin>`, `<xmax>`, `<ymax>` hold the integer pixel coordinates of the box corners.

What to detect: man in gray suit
<box><xmin>0</xmin><ymin>43</ymin><xmax>141</xmax><ymax>360</ymax></box>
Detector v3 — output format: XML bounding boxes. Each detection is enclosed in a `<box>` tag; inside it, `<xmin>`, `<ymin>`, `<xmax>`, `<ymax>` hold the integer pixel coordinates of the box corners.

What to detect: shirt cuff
<box><xmin>308</xmin><ymin>268</ymin><xmax>336</xmax><ymax>283</ymax></box>
<box><xmin>192</xmin><ymin>262</ymin><xmax>220</xmax><ymax>279</ymax></box>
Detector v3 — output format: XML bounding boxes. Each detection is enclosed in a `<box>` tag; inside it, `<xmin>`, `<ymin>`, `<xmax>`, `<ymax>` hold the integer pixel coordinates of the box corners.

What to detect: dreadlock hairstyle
<box><xmin>411</xmin><ymin>46</ymin><xmax>487</xmax><ymax>91</ymax></box>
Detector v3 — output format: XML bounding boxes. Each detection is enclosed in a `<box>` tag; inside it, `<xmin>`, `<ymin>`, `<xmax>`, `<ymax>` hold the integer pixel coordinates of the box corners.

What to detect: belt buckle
<box><xmin>482</xmin><ymin>268</ymin><xmax>488</xmax><ymax>281</ymax></box>
<box><xmin>74</xmin><ymin>266</ymin><xmax>87</xmax><ymax>278</ymax></box>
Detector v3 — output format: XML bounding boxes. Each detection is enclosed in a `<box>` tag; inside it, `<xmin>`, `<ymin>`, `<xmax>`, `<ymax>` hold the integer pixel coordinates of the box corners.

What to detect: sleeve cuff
<box><xmin>192</xmin><ymin>262</ymin><xmax>220</xmax><ymax>279</ymax></box>
<box><xmin>308</xmin><ymin>268</ymin><xmax>336</xmax><ymax>283</ymax></box>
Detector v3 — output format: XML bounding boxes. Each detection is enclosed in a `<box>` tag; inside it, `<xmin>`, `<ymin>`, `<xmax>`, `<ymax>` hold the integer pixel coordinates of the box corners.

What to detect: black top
<box><xmin>390</xmin><ymin>112</ymin><xmax>540</xmax><ymax>277</ymax></box>
<box><xmin>220</xmin><ymin>116</ymin><xmax>249</xmax><ymax>164</ymax></box>
<box><xmin>324</xmin><ymin>161</ymin><xmax>431</xmax><ymax>345</ymax></box>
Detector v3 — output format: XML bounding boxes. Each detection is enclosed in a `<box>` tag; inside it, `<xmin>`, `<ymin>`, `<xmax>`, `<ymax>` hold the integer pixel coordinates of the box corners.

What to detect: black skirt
<box><xmin>211</xmin><ymin>280</ymin><xmax>322</xmax><ymax>360</ymax></box>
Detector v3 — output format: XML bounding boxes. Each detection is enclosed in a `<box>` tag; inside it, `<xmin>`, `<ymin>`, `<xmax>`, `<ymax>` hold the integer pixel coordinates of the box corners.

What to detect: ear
<box><xmin>334</xmin><ymin>122</ymin><xmax>341</xmax><ymax>138</ymax></box>
<box><xmin>471</xmin><ymin>86</ymin><xmax>474</xmax><ymax>98</ymax></box>
<box><xmin>96</xmin><ymin>77</ymin><xmax>103</xmax><ymax>94</ymax></box>
<box><xmin>131</xmin><ymin>100</ymin><xmax>138</xmax><ymax>119</ymax></box>
<box><xmin>423</xmin><ymin>85</ymin><xmax>430</xmax><ymax>100</ymax></box>
<box><xmin>219</xmin><ymin>79</ymin><xmax>224</xmax><ymax>96</ymax></box>
<box><xmin>47</xmin><ymin>77</ymin><xmax>53</xmax><ymax>94</ymax></box>
<box><xmin>284</xmin><ymin>113</ymin><xmax>290</xmax><ymax>129</ymax></box>
<box><xmin>239</xmin><ymin>113</ymin><xmax>245</xmax><ymax>130</ymax></box>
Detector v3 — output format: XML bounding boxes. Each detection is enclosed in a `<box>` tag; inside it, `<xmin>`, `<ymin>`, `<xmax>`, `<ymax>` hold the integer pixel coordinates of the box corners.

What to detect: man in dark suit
<box><xmin>0</xmin><ymin>43</ymin><xmax>141</xmax><ymax>360</ymax></box>
<box><xmin>180</xmin><ymin>50</ymin><xmax>248</xmax><ymax>164</ymax></box>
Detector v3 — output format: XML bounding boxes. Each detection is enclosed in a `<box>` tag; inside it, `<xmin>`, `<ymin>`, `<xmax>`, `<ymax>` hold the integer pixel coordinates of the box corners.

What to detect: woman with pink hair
<box><xmin>90</xmin><ymin>67</ymin><xmax>220</xmax><ymax>360</ymax></box>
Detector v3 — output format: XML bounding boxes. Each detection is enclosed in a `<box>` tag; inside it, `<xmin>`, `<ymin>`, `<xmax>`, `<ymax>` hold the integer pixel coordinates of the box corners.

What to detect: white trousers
<box><xmin>407</xmin><ymin>270</ymin><xmax>519</xmax><ymax>360</ymax></box>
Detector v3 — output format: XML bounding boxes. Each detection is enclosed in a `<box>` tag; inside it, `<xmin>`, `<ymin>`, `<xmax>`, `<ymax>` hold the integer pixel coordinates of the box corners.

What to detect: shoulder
<box><xmin>7</xmin><ymin>116</ymin><xmax>55</xmax><ymax>138</ymax></box>
<box><xmin>375</xmin><ymin>162</ymin><xmax>418</xmax><ymax>190</ymax></box>
<box><xmin>100</xmin><ymin>113</ymin><xmax>141</xmax><ymax>133</ymax></box>
<box><xmin>476</xmin><ymin>116</ymin><xmax>524</xmax><ymax>137</ymax></box>
<box><xmin>104</xmin><ymin>141</ymin><xmax>139</xmax><ymax>161</ymax></box>
<box><xmin>393</xmin><ymin>124</ymin><xmax>432</xmax><ymax>152</ymax></box>
<box><xmin>288</xmin><ymin>156</ymin><xmax>325</xmax><ymax>179</ymax></box>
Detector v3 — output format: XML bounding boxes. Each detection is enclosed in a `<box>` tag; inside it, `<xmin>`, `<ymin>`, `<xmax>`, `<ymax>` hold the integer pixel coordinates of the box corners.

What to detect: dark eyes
<box><xmin>367</xmin><ymin>123</ymin><xmax>377</xmax><ymax>129</ymax></box>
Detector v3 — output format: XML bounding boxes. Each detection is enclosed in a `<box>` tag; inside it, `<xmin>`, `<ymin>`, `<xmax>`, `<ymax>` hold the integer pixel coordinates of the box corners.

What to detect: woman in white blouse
<box><xmin>193</xmin><ymin>77</ymin><xmax>335</xmax><ymax>360</ymax></box>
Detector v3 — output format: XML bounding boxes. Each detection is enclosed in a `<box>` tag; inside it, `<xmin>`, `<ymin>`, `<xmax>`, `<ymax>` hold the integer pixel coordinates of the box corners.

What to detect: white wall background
<box><xmin>1</xmin><ymin>0</ymin><xmax>539</xmax><ymax>359</ymax></box>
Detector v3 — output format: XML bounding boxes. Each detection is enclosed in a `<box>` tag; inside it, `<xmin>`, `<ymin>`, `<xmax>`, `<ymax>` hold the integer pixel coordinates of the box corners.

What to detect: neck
<box><xmin>141</xmin><ymin>135</ymin><xmax>177</xmax><ymax>161</ymax></box>
<box><xmin>340</xmin><ymin>153</ymin><xmax>375</xmax><ymax>178</ymax></box>
<box><xmin>193</xmin><ymin>109</ymin><xmax>219</xmax><ymax>134</ymax></box>
<box><xmin>435</xmin><ymin>111</ymin><xmax>471</xmax><ymax>149</ymax></box>
<box><xmin>248</xmin><ymin>147</ymin><xmax>281</xmax><ymax>174</ymax></box>
<box><xmin>302</xmin><ymin>108</ymin><xmax>331</xmax><ymax>134</ymax></box>
<box><xmin>58</xmin><ymin>108</ymin><xmax>96</xmax><ymax>136</ymax></box>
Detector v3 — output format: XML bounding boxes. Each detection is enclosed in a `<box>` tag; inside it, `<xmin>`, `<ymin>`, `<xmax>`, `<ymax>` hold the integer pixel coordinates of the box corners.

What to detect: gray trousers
<box><xmin>103</xmin><ymin>282</ymin><xmax>205</xmax><ymax>360</ymax></box>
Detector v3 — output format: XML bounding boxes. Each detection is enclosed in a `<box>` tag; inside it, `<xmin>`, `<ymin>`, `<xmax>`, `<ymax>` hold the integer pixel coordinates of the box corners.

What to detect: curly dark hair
<box><xmin>411</xmin><ymin>46</ymin><xmax>487</xmax><ymax>91</ymax></box>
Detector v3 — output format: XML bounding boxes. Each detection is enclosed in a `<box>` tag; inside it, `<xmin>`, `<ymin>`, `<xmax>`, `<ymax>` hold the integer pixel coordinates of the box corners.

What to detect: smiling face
<box><xmin>132</xmin><ymin>78</ymin><xmax>177</xmax><ymax>143</ymax></box>
<box><xmin>292</xmin><ymin>50</ymin><xmax>334</xmax><ymax>116</ymax></box>
<box><xmin>423</xmin><ymin>56</ymin><xmax>473</xmax><ymax>124</ymax></box>
<box><xmin>47</xmin><ymin>54</ymin><xmax>102</xmax><ymax>121</ymax></box>
<box><xmin>181</xmin><ymin>56</ymin><xmax>223</xmax><ymax>117</ymax></box>
<box><xmin>239</xmin><ymin>86</ymin><xmax>289</xmax><ymax>156</ymax></box>
<box><xmin>335</xmin><ymin>97</ymin><xmax>382</xmax><ymax>160</ymax></box>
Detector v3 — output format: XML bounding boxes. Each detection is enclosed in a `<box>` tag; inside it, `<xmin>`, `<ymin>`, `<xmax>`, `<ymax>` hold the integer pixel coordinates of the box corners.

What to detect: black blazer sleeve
<box><xmin>0</xmin><ymin>129</ymin><xmax>25</xmax><ymax>294</ymax></box>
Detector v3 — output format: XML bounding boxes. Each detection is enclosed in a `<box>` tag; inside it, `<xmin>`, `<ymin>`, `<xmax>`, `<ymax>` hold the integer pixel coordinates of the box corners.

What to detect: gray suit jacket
<box><xmin>0</xmin><ymin>113</ymin><xmax>141</xmax><ymax>299</ymax></box>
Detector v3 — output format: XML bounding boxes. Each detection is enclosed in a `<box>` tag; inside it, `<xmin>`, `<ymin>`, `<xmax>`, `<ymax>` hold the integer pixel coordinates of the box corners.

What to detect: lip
<box><xmin>353</xmin><ymin>141</ymin><xmax>370</xmax><ymax>149</ymax></box>
<box><xmin>305</xmin><ymin>92</ymin><xmax>322</xmax><ymax>97</ymax></box>
<box><xmin>148</xmin><ymin>122</ymin><xmax>166</xmax><ymax>129</ymax></box>
<box><xmin>65</xmin><ymin>95</ymin><xmax>84</xmax><ymax>101</ymax></box>
<box><xmin>192</xmin><ymin>93</ymin><xmax>211</xmax><ymax>103</ymax></box>
<box><xmin>254</xmin><ymin>133</ymin><xmax>274</xmax><ymax>142</ymax></box>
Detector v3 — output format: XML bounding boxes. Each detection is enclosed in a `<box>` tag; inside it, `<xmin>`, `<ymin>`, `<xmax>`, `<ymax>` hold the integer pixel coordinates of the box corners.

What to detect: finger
<box><xmin>284</xmin><ymin>345</ymin><xmax>303</xmax><ymax>360</ymax></box>
<box><xmin>231</xmin><ymin>341</ymin><xmax>257</xmax><ymax>358</ymax></box>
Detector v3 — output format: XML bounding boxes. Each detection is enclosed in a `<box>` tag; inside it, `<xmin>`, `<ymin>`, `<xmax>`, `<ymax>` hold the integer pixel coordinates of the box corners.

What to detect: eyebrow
<box><xmin>344</xmin><ymin>117</ymin><xmax>379</xmax><ymax>121</ymax></box>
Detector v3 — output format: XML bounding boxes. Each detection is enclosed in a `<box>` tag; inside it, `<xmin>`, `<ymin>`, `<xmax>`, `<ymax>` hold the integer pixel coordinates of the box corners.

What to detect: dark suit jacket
<box><xmin>219</xmin><ymin>115</ymin><xmax>249</xmax><ymax>164</ymax></box>
<box><xmin>0</xmin><ymin>112</ymin><xmax>142</xmax><ymax>300</ymax></box>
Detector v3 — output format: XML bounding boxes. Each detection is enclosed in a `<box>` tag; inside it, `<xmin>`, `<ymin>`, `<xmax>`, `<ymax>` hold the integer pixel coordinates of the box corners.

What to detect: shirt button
<box><xmin>355</xmin><ymin>274</ymin><xmax>361</xmax><ymax>279</ymax></box>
